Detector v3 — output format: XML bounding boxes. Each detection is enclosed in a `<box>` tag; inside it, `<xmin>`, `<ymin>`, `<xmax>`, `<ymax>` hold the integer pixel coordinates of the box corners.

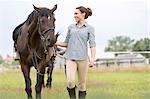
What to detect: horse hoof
<box><xmin>36</xmin><ymin>94</ymin><xmax>41</xmax><ymax>99</ymax></box>
<box><xmin>28</xmin><ymin>96</ymin><xmax>33</xmax><ymax>99</ymax></box>
<box><xmin>46</xmin><ymin>83</ymin><xmax>52</xmax><ymax>89</ymax></box>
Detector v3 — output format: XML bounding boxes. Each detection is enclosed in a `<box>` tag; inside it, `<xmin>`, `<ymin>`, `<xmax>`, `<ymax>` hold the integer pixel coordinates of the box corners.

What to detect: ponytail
<box><xmin>76</xmin><ymin>6</ymin><xmax>93</xmax><ymax>19</ymax></box>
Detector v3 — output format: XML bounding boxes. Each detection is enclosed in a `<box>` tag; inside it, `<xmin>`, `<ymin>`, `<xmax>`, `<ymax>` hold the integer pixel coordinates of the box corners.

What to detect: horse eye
<box><xmin>41</xmin><ymin>20</ymin><xmax>44</xmax><ymax>23</ymax></box>
<box><xmin>48</xmin><ymin>16</ymin><xmax>51</xmax><ymax>19</ymax></box>
<box><xmin>74</xmin><ymin>13</ymin><xmax>78</xmax><ymax>15</ymax></box>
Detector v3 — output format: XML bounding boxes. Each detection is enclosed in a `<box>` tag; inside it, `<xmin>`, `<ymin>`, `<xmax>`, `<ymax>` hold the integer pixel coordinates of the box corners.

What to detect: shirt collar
<box><xmin>76</xmin><ymin>22</ymin><xmax>88</xmax><ymax>27</ymax></box>
<box><xmin>84</xmin><ymin>22</ymin><xmax>88</xmax><ymax>27</ymax></box>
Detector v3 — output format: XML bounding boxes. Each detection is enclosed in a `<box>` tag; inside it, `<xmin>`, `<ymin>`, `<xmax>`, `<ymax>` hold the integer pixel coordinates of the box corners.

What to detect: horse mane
<box><xmin>25</xmin><ymin>10</ymin><xmax>38</xmax><ymax>25</ymax></box>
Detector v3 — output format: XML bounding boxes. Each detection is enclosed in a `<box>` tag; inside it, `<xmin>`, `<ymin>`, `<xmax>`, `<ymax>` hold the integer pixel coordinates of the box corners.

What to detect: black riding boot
<box><xmin>79</xmin><ymin>91</ymin><xmax>86</xmax><ymax>99</ymax></box>
<box><xmin>67</xmin><ymin>87</ymin><xmax>76</xmax><ymax>99</ymax></box>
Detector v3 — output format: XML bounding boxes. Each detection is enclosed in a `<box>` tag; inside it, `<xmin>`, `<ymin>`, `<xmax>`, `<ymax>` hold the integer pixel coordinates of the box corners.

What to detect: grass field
<box><xmin>0</xmin><ymin>66</ymin><xmax>150</xmax><ymax>99</ymax></box>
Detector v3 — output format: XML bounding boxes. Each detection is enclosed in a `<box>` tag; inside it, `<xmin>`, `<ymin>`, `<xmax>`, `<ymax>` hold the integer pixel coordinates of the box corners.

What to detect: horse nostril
<box><xmin>47</xmin><ymin>38</ymin><xmax>51</xmax><ymax>42</ymax></box>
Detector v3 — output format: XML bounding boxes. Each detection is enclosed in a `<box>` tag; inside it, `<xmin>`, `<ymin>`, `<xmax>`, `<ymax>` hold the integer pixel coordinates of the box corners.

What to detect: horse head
<box><xmin>31</xmin><ymin>4</ymin><xmax>59</xmax><ymax>49</ymax></box>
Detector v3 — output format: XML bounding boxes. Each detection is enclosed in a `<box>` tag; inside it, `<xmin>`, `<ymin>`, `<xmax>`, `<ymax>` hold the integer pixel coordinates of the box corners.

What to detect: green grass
<box><xmin>0</xmin><ymin>68</ymin><xmax>150</xmax><ymax>99</ymax></box>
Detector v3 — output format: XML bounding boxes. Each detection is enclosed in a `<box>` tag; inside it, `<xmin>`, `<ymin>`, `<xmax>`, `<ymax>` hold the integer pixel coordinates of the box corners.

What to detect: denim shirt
<box><xmin>64</xmin><ymin>22</ymin><xmax>96</xmax><ymax>60</ymax></box>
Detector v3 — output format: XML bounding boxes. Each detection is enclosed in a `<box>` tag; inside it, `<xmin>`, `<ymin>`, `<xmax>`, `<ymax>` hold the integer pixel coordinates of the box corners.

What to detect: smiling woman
<box><xmin>55</xmin><ymin>5</ymin><xmax>96</xmax><ymax>99</ymax></box>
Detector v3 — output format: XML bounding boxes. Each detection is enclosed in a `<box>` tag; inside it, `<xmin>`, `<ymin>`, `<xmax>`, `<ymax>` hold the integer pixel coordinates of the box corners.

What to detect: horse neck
<box><xmin>28</xmin><ymin>11</ymin><xmax>38</xmax><ymax>35</ymax></box>
<box><xmin>28</xmin><ymin>16</ymin><xmax>41</xmax><ymax>49</ymax></box>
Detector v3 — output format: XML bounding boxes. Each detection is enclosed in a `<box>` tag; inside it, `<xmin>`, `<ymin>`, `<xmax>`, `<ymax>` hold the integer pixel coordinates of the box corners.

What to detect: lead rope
<box><xmin>32</xmin><ymin>50</ymin><xmax>45</xmax><ymax>76</ymax></box>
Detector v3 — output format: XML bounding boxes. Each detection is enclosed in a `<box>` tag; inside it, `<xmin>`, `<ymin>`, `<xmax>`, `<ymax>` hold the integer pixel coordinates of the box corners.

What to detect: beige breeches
<box><xmin>66</xmin><ymin>59</ymin><xmax>89</xmax><ymax>91</ymax></box>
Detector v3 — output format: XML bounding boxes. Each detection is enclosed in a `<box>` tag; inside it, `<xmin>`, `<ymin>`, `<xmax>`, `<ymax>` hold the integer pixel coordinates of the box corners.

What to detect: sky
<box><xmin>0</xmin><ymin>0</ymin><xmax>149</xmax><ymax>58</ymax></box>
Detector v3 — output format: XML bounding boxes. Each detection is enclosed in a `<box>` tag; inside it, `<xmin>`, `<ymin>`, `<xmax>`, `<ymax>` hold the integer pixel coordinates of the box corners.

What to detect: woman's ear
<box><xmin>82</xmin><ymin>12</ymin><xmax>86</xmax><ymax>18</ymax></box>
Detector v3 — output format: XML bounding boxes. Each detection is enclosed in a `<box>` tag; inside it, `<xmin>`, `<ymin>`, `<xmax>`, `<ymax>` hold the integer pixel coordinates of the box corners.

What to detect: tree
<box><xmin>0</xmin><ymin>54</ymin><xmax>3</xmax><ymax>64</ymax></box>
<box><xmin>133</xmin><ymin>38</ymin><xmax>150</xmax><ymax>58</ymax></box>
<box><xmin>105</xmin><ymin>36</ymin><xmax>134</xmax><ymax>52</ymax></box>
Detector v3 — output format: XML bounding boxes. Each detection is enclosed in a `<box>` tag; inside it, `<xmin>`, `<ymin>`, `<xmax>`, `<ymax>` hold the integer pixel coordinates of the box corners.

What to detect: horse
<box><xmin>12</xmin><ymin>4</ymin><xmax>58</xmax><ymax>99</ymax></box>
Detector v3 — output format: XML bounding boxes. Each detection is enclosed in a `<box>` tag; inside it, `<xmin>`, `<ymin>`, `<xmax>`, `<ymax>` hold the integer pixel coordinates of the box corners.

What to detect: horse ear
<box><xmin>51</xmin><ymin>4</ymin><xmax>57</xmax><ymax>12</ymax></box>
<box><xmin>33</xmin><ymin>4</ymin><xmax>40</xmax><ymax>12</ymax></box>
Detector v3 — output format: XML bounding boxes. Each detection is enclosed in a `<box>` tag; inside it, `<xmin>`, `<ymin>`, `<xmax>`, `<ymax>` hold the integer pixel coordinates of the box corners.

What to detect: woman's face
<box><xmin>74</xmin><ymin>9</ymin><xmax>85</xmax><ymax>22</ymax></box>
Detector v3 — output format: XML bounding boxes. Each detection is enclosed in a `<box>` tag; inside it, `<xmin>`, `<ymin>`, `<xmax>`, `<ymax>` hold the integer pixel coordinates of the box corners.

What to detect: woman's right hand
<box><xmin>55</xmin><ymin>42</ymin><xmax>59</xmax><ymax>46</ymax></box>
<box><xmin>55</xmin><ymin>42</ymin><xmax>68</xmax><ymax>47</ymax></box>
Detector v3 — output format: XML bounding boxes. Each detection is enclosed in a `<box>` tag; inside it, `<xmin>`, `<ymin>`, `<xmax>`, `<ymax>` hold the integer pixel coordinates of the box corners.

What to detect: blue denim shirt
<box><xmin>64</xmin><ymin>22</ymin><xmax>96</xmax><ymax>60</ymax></box>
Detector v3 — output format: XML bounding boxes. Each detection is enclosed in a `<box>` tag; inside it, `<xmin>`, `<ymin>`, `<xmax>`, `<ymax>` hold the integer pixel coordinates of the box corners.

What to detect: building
<box><xmin>96</xmin><ymin>52</ymin><xmax>147</xmax><ymax>67</ymax></box>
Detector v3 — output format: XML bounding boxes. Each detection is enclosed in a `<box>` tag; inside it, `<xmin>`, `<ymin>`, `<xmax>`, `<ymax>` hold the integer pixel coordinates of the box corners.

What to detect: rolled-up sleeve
<box><xmin>88</xmin><ymin>26</ymin><xmax>96</xmax><ymax>48</ymax></box>
<box><xmin>64</xmin><ymin>26</ymin><xmax>71</xmax><ymax>44</ymax></box>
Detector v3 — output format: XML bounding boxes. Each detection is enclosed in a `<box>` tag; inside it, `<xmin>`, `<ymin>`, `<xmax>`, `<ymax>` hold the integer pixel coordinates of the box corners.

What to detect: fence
<box><xmin>95</xmin><ymin>51</ymin><xmax>150</xmax><ymax>67</ymax></box>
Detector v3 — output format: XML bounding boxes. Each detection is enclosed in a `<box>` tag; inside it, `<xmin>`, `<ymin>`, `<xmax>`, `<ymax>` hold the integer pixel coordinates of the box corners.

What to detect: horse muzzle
<box><xmin>46</xmin><ymin>38</ymin><xmax>57</xmax><ymax>47</ymax></box>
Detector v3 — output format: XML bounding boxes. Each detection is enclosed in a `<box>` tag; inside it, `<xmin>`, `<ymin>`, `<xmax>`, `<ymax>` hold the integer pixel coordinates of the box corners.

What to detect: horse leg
<box><xmin>42</xmin><ymin>75</ymin><xmax>45</xmax><ymax>88</ymax></box>
<box><xmin>46</xmin><ymin>63</ymin><xmax>54</xmax><ymax>88</ymax></box>
<box><xmin>21</xmin><ymin>64</ymin><xmax>32</xmax><ymax>99</ymax></box>
<box><xmin>35</xmin><ymin>67</ymin><xmax>45</xmax><ymax>99</ymax></box>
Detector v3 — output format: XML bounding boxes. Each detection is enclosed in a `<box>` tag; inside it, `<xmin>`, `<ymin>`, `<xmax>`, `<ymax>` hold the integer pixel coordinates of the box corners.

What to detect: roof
<box><xmin>116</xmin><ymin>54</ymin><xmax>145</xmax><ymax>59</ymax></box>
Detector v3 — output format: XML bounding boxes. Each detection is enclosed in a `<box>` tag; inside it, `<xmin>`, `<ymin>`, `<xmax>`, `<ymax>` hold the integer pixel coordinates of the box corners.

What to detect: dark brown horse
<box><xmin>12</xmin><ymin>4</ymin><xmax>58</xmax><ymax>99</ymax></box>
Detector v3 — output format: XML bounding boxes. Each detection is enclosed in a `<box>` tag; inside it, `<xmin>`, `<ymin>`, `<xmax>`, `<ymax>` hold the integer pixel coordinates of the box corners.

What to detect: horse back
<box><xmin>16</xmin><ymin>23</ymin><xmax>29</xmax><ymax>53</ymax></box>
<box><xmin>12</xmin><ymin>22</ymin><xmax>25</xmax><ymax>43</ymax></box>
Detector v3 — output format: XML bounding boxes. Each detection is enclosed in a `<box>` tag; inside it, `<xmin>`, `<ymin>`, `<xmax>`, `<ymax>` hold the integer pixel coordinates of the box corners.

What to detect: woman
<box><xmin>56</xmin><ymin>6</ymin><xmax>96</xmax><ymax>99</ymax></box>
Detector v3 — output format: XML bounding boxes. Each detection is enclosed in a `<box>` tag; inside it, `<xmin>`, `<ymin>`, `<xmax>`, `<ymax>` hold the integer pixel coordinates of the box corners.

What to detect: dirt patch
<box><xmin>87</xmin><ymin>80</ymin><xmax>112</xmax><ymax>88</ymax></box>
<box><xmin>88</xmin><ymin>65</ymin><xmax>150</xmax><ymax>72</ymax></box>
<box><xmin>0</xmin><ymin>87</ymin><xmax>24</xmax><ymax>93</ymax></box>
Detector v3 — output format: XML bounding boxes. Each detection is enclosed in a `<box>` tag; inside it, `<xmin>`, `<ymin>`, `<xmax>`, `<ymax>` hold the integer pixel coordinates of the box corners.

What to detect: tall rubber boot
<box><xmin>79</xmin><ymin>91</ymin><xmax>86</xmax><ymax>99</ymax></box>
<box><xmin>67</xmin><ymin>87</ymin><xmax>76</xmax><ymax>99</ymax></box>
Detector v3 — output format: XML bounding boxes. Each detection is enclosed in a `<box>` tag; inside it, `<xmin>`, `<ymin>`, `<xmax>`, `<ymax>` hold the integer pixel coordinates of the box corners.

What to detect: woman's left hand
<box><xmin>89</xmin><ymin>58</ymin><xmax>95</xmax><ymax>68</ymax></box>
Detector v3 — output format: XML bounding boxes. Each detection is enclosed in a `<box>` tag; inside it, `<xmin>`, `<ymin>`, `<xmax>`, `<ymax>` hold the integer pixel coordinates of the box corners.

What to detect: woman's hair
<box><xmin>76</xmin><ymin>6</ymin><xmax>92</xmax><ymax>19</ymax></box>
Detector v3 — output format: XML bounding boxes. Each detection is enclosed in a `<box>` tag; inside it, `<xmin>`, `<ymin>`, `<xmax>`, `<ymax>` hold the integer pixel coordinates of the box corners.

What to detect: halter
<box><xmin>31</xmin><ymin>16</ymin><xmax>56</xmax><ymax>76</ymax></box>
<box><xmin>37</xmin><ymin>17</ymin><xmax>55</xmax><ymax>53</ymax></box>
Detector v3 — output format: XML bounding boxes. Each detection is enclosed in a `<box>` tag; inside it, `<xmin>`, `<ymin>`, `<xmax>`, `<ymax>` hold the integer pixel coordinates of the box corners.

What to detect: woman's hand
<box><xmin>89</xmin><ymin>47</ymin><xmax>96</xmax><ymax>68</ymax></box>
<box><xmin>55</xmin><ymin>42</ymin><xmax>68</xmax><ymax>47</ymax></box>
<box><xmin>89</xmin><ymin>58</ymin><xmax>95</xmax><ymax>68</ymax></box>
